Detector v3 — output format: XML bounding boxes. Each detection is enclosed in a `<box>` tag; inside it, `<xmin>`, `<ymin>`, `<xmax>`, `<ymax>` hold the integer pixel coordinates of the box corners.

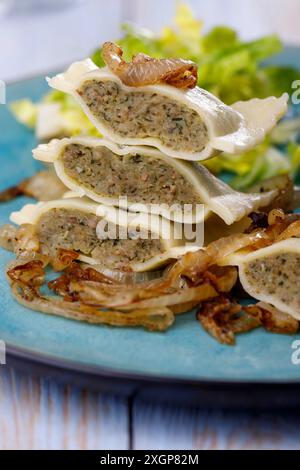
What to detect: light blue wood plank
<box><xmin>0</xmin><ymin>367</ymin><xmax>129</xmax><ymax>450</ymax></box>
<box><xmin>132</xmin><ymin>400</ymin><xmax>300</xmax><ymax>450</ymax></box>
<box><xmin>3</xmin><ymin>366</ymin><xmax>300</xmax><ymax>450</ymax></box>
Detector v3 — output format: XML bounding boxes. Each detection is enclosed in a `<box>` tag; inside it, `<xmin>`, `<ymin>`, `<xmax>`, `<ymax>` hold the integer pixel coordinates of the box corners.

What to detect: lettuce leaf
<box><xmin>11</xmin><ymin>91</ymin><xmax>100</xmax><ymax>138</ymax></box>
<box><xmin>10</xmin><ymin>99</ymin><xmax>37</xmax><ymax>128</ymax></box>
<box><xmin>288</xmin><ymin>143</ymin><xmax>300</xmax><ymax>179</ymax></box>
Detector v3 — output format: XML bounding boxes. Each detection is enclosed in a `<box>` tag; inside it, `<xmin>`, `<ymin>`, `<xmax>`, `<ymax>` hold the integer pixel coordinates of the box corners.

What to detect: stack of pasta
<box><xmin>11</xmin><ymin>43</ymin><xmax>288</xmax><ymax>273</ymax></box>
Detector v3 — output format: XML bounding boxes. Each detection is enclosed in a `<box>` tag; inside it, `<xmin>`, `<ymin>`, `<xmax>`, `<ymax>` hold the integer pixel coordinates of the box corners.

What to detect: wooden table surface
<box><xmin>1</xmin><ymin>366</ymin><xmax>300</xmax><ymax>450</ymax></box>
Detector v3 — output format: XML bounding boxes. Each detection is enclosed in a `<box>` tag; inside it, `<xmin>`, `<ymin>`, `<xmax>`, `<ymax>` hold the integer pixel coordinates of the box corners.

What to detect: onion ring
<box><xmin>11</xmin><ymin>283</ymin><xmax>174</xmax><ymax>331</ymax></box>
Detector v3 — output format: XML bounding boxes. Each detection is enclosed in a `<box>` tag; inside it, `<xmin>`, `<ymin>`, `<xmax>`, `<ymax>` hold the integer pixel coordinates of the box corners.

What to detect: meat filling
<box><xmin>244</xmin><ymin>253</ymin><xmax>300</xmax><ymax>308</ymax></box>
<box><xmin>78</xmin><ymin>80</ymin><xmax>209</xmax><ymax>153</ymax></box>
<box><xmin>62</xmin><ymin>143</ymin><xmax>200</xmax><ymax>206</ymax></box>
<box><xmin>36</xmin><ymin>208</ymin><xmax>163</xmax><ymax>269</ymax></box>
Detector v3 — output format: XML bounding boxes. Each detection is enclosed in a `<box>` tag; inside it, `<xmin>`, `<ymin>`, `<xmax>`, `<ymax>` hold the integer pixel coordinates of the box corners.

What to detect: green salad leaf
<box><xmin>10</xmin><ymin>99</ymin><xmax>37</xmax><ymax>128</ymax></box>
<box><xmin>288</xmin><ymin>143</ymin><xmax>300</xmax><ymax>179</ymax></box>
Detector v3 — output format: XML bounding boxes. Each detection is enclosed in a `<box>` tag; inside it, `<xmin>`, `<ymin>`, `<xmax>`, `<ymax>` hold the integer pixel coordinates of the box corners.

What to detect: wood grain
<box><xmin>132</xmin><ymin>400</ymin><xmax>300</xmax><ymax>450</ymax></box>
<box><xmin>0</xmin><ymin>367</ymin><xmax>129</xmax><ymax>450</ymax></box>
<box><xmin>1</xmin><ymin>367</ymin><xmax>300</xmax><ymax>450</ymax></box>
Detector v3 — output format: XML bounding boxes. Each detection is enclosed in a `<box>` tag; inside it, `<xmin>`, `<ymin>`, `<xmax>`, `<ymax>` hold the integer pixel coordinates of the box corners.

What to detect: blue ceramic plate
<box><xmin>1</xmin><ymin>49</ymin><xmax>300</xmax><ymax>400</ymax></box>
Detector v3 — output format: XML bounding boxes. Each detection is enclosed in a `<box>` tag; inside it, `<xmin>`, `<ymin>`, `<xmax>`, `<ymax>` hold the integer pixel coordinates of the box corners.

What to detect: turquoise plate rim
<box><xmin>7</xmin><ymin>341</ymin><xmax>300</xmax><ymax>386</ymax></box>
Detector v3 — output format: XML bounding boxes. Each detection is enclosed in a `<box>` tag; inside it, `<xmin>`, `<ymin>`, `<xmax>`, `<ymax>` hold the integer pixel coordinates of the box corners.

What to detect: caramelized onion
<box><xmin>248</xmin><ymin>213</ymin><xmax>300</xmax><ymax>250</ymax></box>
<box><xmin>268</xmin><ymin>208</ymin><xmax>286</xmax><ymax>226</ymax></box>
<box><xmin>205</xmin><ymin>265</ymin><xmax>238</xmax><ymax>293</ymax></box>
<box><xmin>254</xmin><ymin>302</ymin><xmax>299</xmax><ymax>334</ymax></box>
<box><xmin>19</xmin><ymin>170</ymin><xmax>67</xmax><ymax>201</ymax></box>
<box><xmin>14</xmin><ymin>224</ymin><xmax>40</xmax><ymax>257</ymax></box>
<box><xmin>247</xmin><ymin>175</ymin><xmax>294</xmax><ymax>213</ymax></box>
<box><xmin>167</xmin><ymin>231</ymin><xmax>265</xmax><ymax>284</ymax></box>
<box><xmin>11</xmin><ymin>283</ymin><xmax>174</xmax><ymax>331</ymax></box>
<box><xmin>197</xmin><ymin>296</ymin><xmax>299</xmax><ymax>345</ymax></box>
<box><xmin>197</xmin><ymin>296</ymin><xmax>256</xmax><ymax>346</ymax></box>
<box><xmin>8</xmin><ymin>259</ymin><xmax>174</xmax><ymax>331</ymax></box>
<box><xmin>51</xmin><ymin>249</ymin><xmax>79</xmax><ymax>272</ymax></box>
<box><xmin>47</xmin><ymin>263</ymin><xmax>237</xmax><ymax>313</ymax></box>
<box><xmin>102</xmin><ymin>42</ymin><xmax>198</xmax><ymax>89</ymax></box>
<box><xmin>0</xmin><ymin>224</ymin><xmax>17</xmax><ymax>251</ymax></box>
<box><xmin>7</xmin><ymin>259</ymin><xmax>45</xmax><ymax>301</ymax></box>
<box><xmin>0</xmin><ymin>171</ymin><xmax>67</xmax><ymax>203</ymax></box>
<box><xmin>74</xmin><ymin>282</ymin><xmax>218</xmax><ymax>311</ymax></box>
<box><xmin>80</xmin><ymin>263</ymin><xmax>164</xmax><ymax>284</ymax></box>
<box><xmin>275</xmin><ymin>220</ymin><xmax>300</xmax><ymax>242</ymax></box>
